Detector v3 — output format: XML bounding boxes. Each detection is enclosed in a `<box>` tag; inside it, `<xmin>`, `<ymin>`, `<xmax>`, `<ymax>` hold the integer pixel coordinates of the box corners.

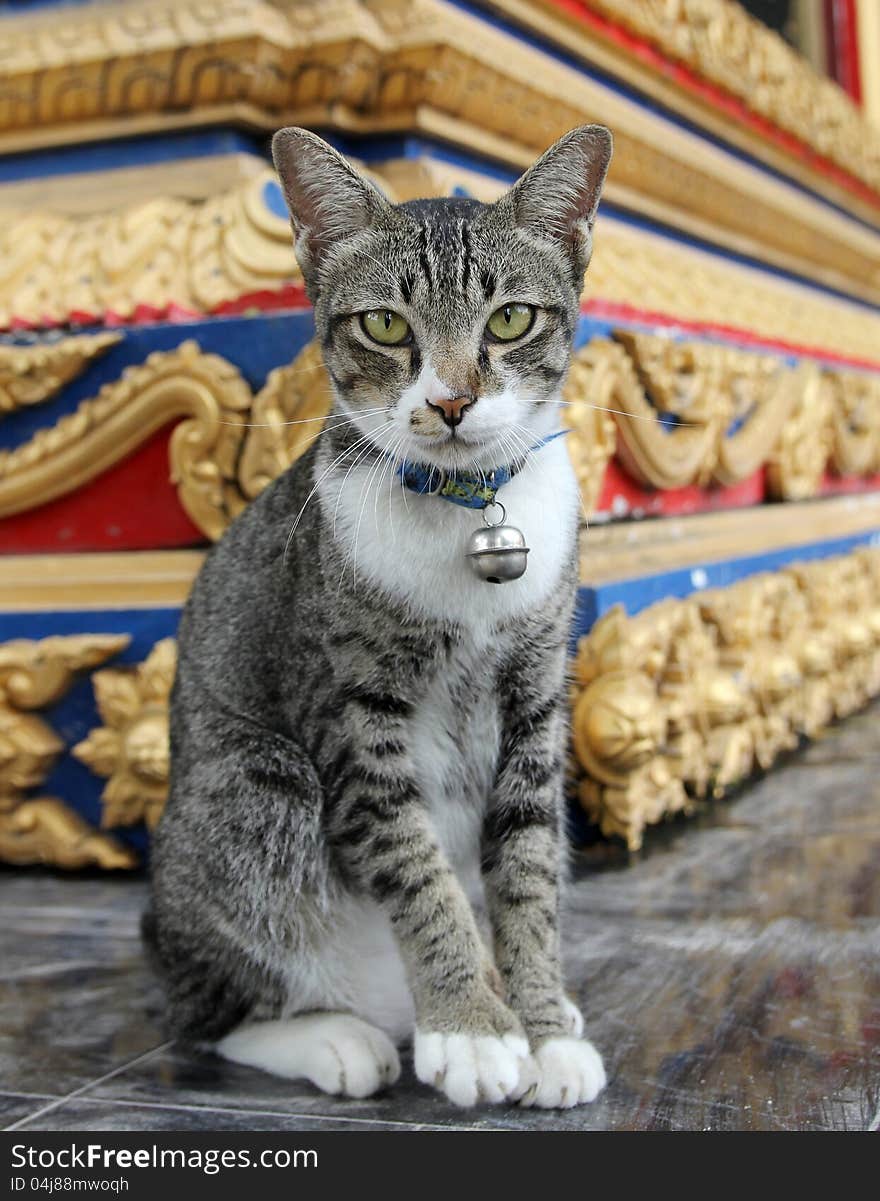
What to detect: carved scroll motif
<box><xmin>0</xmin><ymin>333</ymin><xmax>120</xmax><ymax>415</ymax></box>
<box><xmin>564</xmin><ymin>334</ymin><xmax>880</xmax><ymax>507</ymax></box>
<box><xmin>2</xmin><ymin>332</ymin><xmax>878</xmax><ymax>540</ymax></box>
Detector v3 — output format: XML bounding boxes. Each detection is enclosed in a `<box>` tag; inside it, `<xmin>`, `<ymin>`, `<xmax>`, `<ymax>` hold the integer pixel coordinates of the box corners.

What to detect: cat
<box><xmin>143</xmin><ymin>123</ymin><xmax>612</xmax><ymax>1110</ymax></box>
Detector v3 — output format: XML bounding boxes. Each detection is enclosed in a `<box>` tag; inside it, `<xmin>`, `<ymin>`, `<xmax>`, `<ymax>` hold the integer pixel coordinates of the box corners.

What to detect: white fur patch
<box><xmin>320</xmin><ymin>433</ymin><xmax>579</xmax><ymax>639</ymax></box>
<box><xmin>218</xmin><ymin>1013</ymin><xmax>400</xmax><ymax>1096</ymax></box>
<box><xmin>414</xmin><ymin>1030</ymin><xmax>530</xmax><ymax>1107</ymax></box>
<box><xmin>280</xmin><ymin>892</ymin><xmax>415</xmax><ymax>1044</ymax></box>
<box><xmin>409</xmin><ymin>638</ymin><xmax>501</xmax><ymax>904</ymax></box>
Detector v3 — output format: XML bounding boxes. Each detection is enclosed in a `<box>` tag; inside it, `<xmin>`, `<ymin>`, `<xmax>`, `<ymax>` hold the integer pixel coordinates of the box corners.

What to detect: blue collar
<box><xmin>395</xmin><ymin>429</ymin><xmax>569</xmax><ymax>510</ymax></box>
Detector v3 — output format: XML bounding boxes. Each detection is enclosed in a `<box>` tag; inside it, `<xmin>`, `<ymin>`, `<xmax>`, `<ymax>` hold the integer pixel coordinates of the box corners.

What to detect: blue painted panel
<box><xmin>572</xmin><ymin>527</ymin><xmax>880</xmax><ymax>648</ymax></box>
<box><xmin>0</xmin><ymin>311</ymin><xmax>316</xmax><ymax>451</ymax></box>
<box><xmin>0</xmin><ymin>129</ymin><xmax>268</xmax><ymax>184</ymax></box>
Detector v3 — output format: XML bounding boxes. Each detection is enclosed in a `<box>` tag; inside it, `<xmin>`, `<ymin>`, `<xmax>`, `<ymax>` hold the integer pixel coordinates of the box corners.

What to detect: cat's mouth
<box><xmin>407</xmin><ymin>428</ymin><xmax>513</xmax><ymax>473</ymax></box>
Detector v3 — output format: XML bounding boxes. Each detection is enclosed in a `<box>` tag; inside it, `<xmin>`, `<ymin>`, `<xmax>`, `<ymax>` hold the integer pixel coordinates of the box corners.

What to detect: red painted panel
<box><xmin>595</xmin><ymin>460</ymin><xmax>766</xmax><ymax>519</ymax></box>
<box><xmin>583</xmin><ymin>299</ymin><xmax>880</xmax><ymax>374</ymax></box>
<box><xmin>820</xmin><ymin>471</ymin><xmax>880</xmax><ymax>497</ymax></box>
<box><xmin>0</xmin><ymin>428</ymin><xmax>207</xmax><ymax>555</ymax></box>
<box><xmin>825</xmin><ymin>0</ymin><xmax>863</xmax><ymax>103</ymax></box>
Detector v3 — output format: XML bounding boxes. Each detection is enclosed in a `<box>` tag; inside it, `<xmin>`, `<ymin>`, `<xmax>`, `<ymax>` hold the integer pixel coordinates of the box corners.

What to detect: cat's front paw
<box><xmin>414</xmin><ymin>1030</ymin><xmax>530</xmax><ymax>1107</ymax></box>
<box><xmin>517</xmin><ymin>1037</ymin><xmax>606</xmax><ymax>1109</ymax></box>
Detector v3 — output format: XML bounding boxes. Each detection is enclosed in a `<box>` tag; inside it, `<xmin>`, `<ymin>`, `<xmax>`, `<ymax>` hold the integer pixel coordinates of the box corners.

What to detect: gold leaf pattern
<box><xmin>74</xmin><ymin>639</ymin><xmax>176</xmax><ymax>832</ymax></box>
<box><xmin>0</xmin><ymin>634</ymin><xmax>135</xmax><ymax>871</ymax></box>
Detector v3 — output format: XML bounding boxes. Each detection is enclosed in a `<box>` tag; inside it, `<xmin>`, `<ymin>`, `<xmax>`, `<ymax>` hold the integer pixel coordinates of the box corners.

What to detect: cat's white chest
<box><xmin>320</xmin><ymin>437</ymin><xmax>579</xmax><ymax>635</ymax></box>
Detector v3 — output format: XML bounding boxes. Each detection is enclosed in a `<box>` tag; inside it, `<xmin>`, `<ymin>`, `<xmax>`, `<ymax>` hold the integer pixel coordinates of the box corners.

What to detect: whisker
<box><xmin>219</xmin><ymin>405</ymin><xmax>390</xmax><ymax>431</ymax></box>
<box><xmin>346</xmin><ymin>426</ymin><xmax>397</xmax><ymax>589</ymax></box>
<box><xmin>514</xmin><ymin>417</ymin><xmax>594</xmax><ymax>531</ymax></box>
<box><xmin>533</xmin><ymin>397</ymin><xmax>699</xmax><ymax>427</ymax></box>
<box><xmin>332</xmin><ymin>437</ymin><xmax>381</xmax><ymax>538</ymax></box>
<box><xmin>282</xmin><ymin>428</ymin><xmax>378</xmax><ymax>567</ymax></box>
<box><xmin>375</xmin><ymin>432</ymin><xmax>404</xmax><ymax>543</ymax></box>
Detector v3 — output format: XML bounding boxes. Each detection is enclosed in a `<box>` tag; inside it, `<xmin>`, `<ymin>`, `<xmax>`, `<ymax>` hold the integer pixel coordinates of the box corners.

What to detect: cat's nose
<box><xmin>426</xmin><ymin>395</ymin><xmax>475</xmax><ymax>428</ymax></box>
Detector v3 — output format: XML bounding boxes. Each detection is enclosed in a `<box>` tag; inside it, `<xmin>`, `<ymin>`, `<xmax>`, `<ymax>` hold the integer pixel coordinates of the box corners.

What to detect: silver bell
<box><xmin>466</xmin><ymin>509</ymin><xmax>530</xmax><ymax>584</ymax></box>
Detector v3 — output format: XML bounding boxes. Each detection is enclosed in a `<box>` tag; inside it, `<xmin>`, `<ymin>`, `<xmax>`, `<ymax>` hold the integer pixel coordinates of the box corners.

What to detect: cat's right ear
<box><xmin>272</xmin><ymin>127</ymin><xmax>389</xmax><ymax>287</ymax></box>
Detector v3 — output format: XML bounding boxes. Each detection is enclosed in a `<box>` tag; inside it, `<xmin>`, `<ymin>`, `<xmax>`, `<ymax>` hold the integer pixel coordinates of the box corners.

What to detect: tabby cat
<box><xmin>144</xmin><ymin>123</ymin><xmax>612</xmax><ymax>1109</ymax></box>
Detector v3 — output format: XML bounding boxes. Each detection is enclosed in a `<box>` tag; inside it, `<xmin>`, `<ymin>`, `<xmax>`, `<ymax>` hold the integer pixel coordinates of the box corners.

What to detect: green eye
<box><xmin>486</xmin><ymin>303</ymin><xmax>535</xmax><ymax>342</ymax></box>
<box><xmin>360</xmin><ymin>310</ymin><xmax>411</xmax><ymax>345</ymax></box>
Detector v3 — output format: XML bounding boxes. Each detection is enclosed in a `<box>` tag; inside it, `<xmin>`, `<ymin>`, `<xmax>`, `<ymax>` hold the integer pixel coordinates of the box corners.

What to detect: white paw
<box><xmin>561</xmin><ymin>996</ymin><xmax>584</xmax><ymax>1037</ymax></box>
<box><xmin>218</xmin><ymin>1014</ymin><xmax>400</xmax><ymax>1098</ymax></box>
<box><xmin>414</xmin><ymin>1030</ymin><xmax>530</xmax><ymax>1107</ymax></box>
<box><xmin>517</xmin><ymin>1037</ymin><xmax>606</xmax><ymax>1109</ymax></box>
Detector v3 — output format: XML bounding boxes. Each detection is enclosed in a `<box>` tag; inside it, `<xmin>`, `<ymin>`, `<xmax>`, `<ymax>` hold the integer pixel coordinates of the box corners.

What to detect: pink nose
<box><xmin>427</xmin><ymin>395</ymin><xmax>475</xmax><ymax>428</ymax></box>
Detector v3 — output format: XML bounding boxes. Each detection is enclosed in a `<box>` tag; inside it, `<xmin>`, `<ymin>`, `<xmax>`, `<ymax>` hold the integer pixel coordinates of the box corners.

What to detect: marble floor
<box><xmin>2</xmin><ymin>708</ymin><xmax>880</xmax><ymax>1132</ymax></box>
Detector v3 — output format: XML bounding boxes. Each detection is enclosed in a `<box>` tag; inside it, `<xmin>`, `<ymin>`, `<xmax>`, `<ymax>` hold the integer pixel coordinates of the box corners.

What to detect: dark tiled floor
<box><xmin>2</xmin><ymin>710</ymin><xmax>880</xmax><ymax>1131</ymax></box>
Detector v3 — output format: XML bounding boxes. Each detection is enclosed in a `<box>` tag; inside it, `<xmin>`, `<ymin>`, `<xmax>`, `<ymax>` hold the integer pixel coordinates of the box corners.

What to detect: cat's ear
<box><xmin>272</xmin><ymin>127</ymin><xmax>390</xmax><ymax>285</ymax></box>
<box><xmin>501</xmin><ymin>125</ymin><xmax>612</xmax><ymax>269</ymax></box>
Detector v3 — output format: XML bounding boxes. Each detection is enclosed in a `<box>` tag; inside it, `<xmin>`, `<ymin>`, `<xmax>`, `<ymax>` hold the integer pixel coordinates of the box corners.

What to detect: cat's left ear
<box><xmin>501</xmin><ymin>125</ymin><xmax>612</xmax><ymax>270</ymax></box>
<box><xmin>272</xmin><ymin>127</ymin><xmax>390</xmax><ymax>290</ymax></box>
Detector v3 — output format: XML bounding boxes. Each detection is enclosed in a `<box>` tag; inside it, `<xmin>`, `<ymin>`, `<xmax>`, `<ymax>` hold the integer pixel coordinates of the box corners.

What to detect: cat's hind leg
<box><xmin>217</xmin><ymin>1014</ymin><xmax>400</xmax><ymax>1098</ymax></box>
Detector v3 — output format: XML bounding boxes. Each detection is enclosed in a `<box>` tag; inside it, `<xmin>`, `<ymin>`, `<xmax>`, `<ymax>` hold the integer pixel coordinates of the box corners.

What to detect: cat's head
<box><xmin>272</xmin><ymin>126</ymin><xmax>612</xmax><ymax>473</ymax></box>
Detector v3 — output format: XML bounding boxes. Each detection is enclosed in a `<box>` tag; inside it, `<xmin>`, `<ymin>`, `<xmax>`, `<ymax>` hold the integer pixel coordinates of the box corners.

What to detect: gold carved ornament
<box><xmin>0</xmin><ymin>338</ymin><xmax>337</xmax><ymax>541</ymax></box>
<box><xmin>560</xmin><ymin>344</ymin><xmax>617</xmax><ymax>515</ymax></box>
<box><xmin>0</xmin><ymin>635</ymin><xmax>137</xmax><ymax>869</ymax></box>
<box><xmin>74</xmin><ymin>639</ymin><xmax>176</xmax><ymax>832</ymax></box>
<box><xmin>0</xmin><ymin>170</ymin><xmax>300</xmax><ymax>329</ymax></box>
<box><xmin>0</xmin><ymin>2</ymin><xmax>878</xmax><ymax>303</ymax></box>
<box><xmin>5</xmin><ymin>149</ymin><xmax>880</xmax><ymax>365</ymax></box>
<box><xmin>570</xmin><ymin>547</ymin><xmax>880</xmax><ymax>851</ymax></box>
<box><xmin>827</xmin><ymin>372</ymin><xmax>880</xmax><ymax>478</ymax></box>
<box><xmin>0</xmin><ymin>333</ymin><xmax>120</xmax><ymax>414</ymax></box>
<box><xmin>0</xmin><ymin>340</ymin><xmax>254</xmax><ymax>542</ymax></box>
<box><xmin>583</xmin><ymin>0</ymin><xmax>880</xmax><ymax>196</ymax></box>
<box><xmin>566</xmin><ymin>333</ymin><xmax>880</xmax><ymax>511</ymax></box>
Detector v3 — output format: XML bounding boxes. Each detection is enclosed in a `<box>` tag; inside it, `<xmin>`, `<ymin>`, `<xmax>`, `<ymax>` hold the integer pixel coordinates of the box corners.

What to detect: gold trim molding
<box><xmin>572</xmin><ymin>546</ymin><xmax>880</xmax><ymax>850</ymax></box>
<box><xmin>0</xmin><ymin>634</ymin><xmax>137</xmax><ymax>869</ymax></box>
<box><xmin>0</xmin><ymin>1</ymin><xmax>878</xmax><ymax>303</ymax></box>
